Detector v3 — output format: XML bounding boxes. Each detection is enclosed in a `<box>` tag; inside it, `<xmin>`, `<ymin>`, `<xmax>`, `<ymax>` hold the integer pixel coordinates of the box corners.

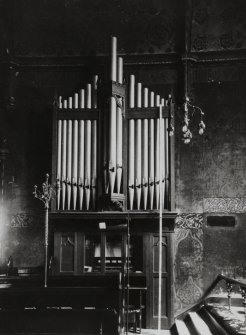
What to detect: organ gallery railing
<box><xmin>52</xmin><ymin>37</ymin><xmax>175</xmax><ymax>212</ymax></box>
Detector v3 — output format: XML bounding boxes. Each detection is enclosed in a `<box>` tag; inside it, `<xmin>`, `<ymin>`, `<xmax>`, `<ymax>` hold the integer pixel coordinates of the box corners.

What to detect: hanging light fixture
<box><xmin>181</xmin><ymin>60</ymin><xmax>206</xmax><ymax>144</ymax></box>
<box><xmin>182</xmin><ymin>94</ymin><xmax>206</xmax><ymax>144</ymax></box>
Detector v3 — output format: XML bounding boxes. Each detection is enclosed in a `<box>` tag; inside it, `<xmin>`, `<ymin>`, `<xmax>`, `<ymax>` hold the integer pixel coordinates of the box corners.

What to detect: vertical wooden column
<box><xmin>116</xmin><ymin>57</ymin><xmax>123</xmax><ymax>194</ymax></box>
<box><xmin>108</xmin><ymin>37</ymin><xmax>117</xmax><ymax>195</ymax></box>
<box><xmin>109</xmin><ymin>96</ymin><xmax>117</xmax><ymax>194</ymax></box>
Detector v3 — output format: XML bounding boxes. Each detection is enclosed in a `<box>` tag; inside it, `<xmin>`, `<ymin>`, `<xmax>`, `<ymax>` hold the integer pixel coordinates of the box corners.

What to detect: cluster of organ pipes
<box><xmin>127</xmin><ymin>75</ymin><xmax>170</xmax><ymax>211</ymax></box>
<box><xmin>56</xmin><ymin>76</ymin><xmax>98</xmax><ymax>211</ymax></box>
<box><xmin>54</xmin><ymin>36</ymin><xmax>172</xmax><ymax>211</ymax></box>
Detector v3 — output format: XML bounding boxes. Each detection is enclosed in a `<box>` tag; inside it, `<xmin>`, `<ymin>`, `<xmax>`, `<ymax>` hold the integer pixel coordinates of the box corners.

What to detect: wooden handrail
<box><xmin>175</xmin><ymin>274</ymin><xmax>246</xmax><ymax>320</ymax></box>
<box><xmin>219</xmin><ymin>274</ymin><xmax>246</xmax><ymax>288</ymax></box>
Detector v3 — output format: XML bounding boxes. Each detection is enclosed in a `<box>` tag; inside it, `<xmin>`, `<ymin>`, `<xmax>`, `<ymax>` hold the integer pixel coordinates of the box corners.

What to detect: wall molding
<box><xmin>175</xmin><ymin>213</ymin><xmax>203</xmax><ymax>229</ymax></box>
<box><xmin>1</xmin><ymin>49</ymin><xmax>246</xmax><ymax>71</ymax></box>
<box><xmin>8</xmin><ymin>213</ymin><xmax>43</xmax><ymax>228</ymax></box>
<box><xmin>203</xmin><ymin>198</ymin><xmax>246</xmax><ymax>213</ymax></box>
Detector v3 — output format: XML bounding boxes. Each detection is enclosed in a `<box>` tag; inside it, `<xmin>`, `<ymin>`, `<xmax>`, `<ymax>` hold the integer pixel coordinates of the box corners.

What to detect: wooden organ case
<box><xmin>50</xmin><ymin>37</ymin><xmax>176</xmax><ymax>331</ymax></box>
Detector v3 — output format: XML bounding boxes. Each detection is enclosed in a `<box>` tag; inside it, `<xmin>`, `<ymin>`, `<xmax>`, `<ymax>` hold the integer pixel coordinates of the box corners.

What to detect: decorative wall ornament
<box><xmin>175</xmin><ymin>213</ymin><xmax>203</xmax><ymax>229</ymax></box>
<box><xmin>8</xmin><ymin>213</ymin><xmax>41</xmax><ymax>228</ymax></box>
<box><xmin>192</xmin><ymin>35</ymin><xmax>208</xmax><ymax>51</ymax></box>
<box><xmin>193</xmin><ymin>7</ymin><xmax>208</xmax><ymax>25</ymax></box>
<box><xmin>203</xmin><ymin>198</ymin><xmax>246</xmax><ymax>213</ymax></box>
<box><xmin>192</xmin><ymin>1</ymin><xmax>246</xmax><ymax>51</ymax></box>
<box><xmin>176</xmin><ymin>275</ymin><xmax>203</xmax><ymax>305</ymax></box>
<box><xmin>220</xmin><ymin>33</ymin><xmax>234</xmax><ymax>49</ymax></box>
<box><xmin>173</xmin><ymin>228</ymin><xmax>203</xmax><ymax>313</ymax></box>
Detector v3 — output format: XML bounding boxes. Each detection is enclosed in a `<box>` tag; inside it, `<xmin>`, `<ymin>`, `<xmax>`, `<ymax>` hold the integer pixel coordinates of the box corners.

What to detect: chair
<box><xmin>127</xmin><ymin>304</ymin><xmax>144</xmax><ymax>333</ymax></box>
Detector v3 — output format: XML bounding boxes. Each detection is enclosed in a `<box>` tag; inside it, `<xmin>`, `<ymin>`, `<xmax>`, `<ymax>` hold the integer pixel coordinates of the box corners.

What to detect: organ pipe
<box><xmin>66</xmin><ymin>97</ymin><xmax>73</xmax><ymax>210</ymax></box>
<box><xmin>142</xmin><ymin>88</ymin><xmax>148</xmax><ymax>210</ymax></box>
<box><xmin>161</xmin><ymin>99</ymin><xmax>165</xmax><ymax>210</ymax></box>
<box><xmin>128</xmin><ymin>75</ymin><xmax>135</xmax><ymax>210</ymax></box>
<box><xmin>56</xmin><ymin>119</ymin><xmax>62</xmax><ymax>210</ymax></box>
<box><xmin>92</xmin><ymin>75</ymin><xmax>98</xmax><ymax>210</ymax></box>
<box><xmin>109</xmin><ymin>96</ymin><xmax>117</xmax><ymax>194</ymax></box>
<box><xmin>135</xmin><ymin>82</ymin><xmax>142</xmax><ymax>210</ymax></box>
<box><xmin>116</xmin><ymin>57</ymin><xmax>123</xmax><ymax>194</ymax></box>
<box><xmin>108</xmin><ymin>37</ymin><xmax>119</xmax><ymax>194</ymax></box>
<box><xmin>165</xmin><ymin>109</ymin><xmax>170</xmax><ymax>208</ymax></box>
<box><xmin>72</xmin><ymin>118</ymin><xmax>78</xmax><ymax>210</ymax></box>
<box><xmin>85</xmin><ymin>84</ymin><xmax>92</xmax><ymax>210</ymax></box>
<box><xmin>154</xmin><ymin>95</ymin><xmax>160</xmax><ymax>209</ymax></box>
<box><xmin>78</xmin><ymin>89</ymin><xmax>85</xmax><ymax>210</ymax></box>
<box><xmin>103</xmin><ymin>109</ymin><xmax>109</xmax><ymax>194</ymax></box>
<box><xmin>58</xmin><ymin>96</ymin><xmax>62</xmax><ymax>108</ymax></box>
<box><xmin>110</xmin><ymin>37</ymin><xmax>117</xmax><ymax>81</ymax></box>
<box><xmin>61</xmin><ymin>100</ymin><xmax>67</xmax><ymax>210</ymax></box>
<box><xmin>74</xmin><ymin>93</ymin><xmax>78</xmax><ymax>109</ymax></box>
<box><xmin>71</xmin><ymin>93</ymin><xmax>79</xmax><ymax>210</ymax></box>
<box><xmin>148</xmin><ymin>92</ymin><xmax>155</xmax><ymax>210</ymax></box>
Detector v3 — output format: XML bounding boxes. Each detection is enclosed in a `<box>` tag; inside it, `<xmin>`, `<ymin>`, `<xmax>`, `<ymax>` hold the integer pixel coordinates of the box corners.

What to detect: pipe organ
<box><xmin>52</xmin><ymin>37</ymin><xmax>175</xmax><ymax>212</ymax></box>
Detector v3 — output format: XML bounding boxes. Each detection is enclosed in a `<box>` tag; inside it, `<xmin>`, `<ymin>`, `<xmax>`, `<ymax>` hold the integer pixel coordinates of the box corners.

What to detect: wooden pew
<box><xmin>0</xmin><ymin>275</ymin><xmax>120</xmax><ymax>335</ymax></box>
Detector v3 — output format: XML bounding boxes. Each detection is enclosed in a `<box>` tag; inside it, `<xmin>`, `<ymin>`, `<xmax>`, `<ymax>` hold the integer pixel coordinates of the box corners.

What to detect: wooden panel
<box><xmin>125</xmin><ymin>107</ymin><xmax>169</xmax><ymax>120</ymax></box>
<box><xmin>146</xmin><ymin>233</ymin><xmax>172</xmax><ymax>329</ymax></box>
<box><xmin>60</xmin><ymin>234</ymin><xmax>75</xmax><ymax>273</ymax></box>
<box><xmin>54</xmin><ymin>232</ymin><xmax>76</xmax><ymax>274</ymax></box>
<box><xmin>58</xmin><ymin>109</ymin><xmax>99</xmax><ymax>120</ymax></box>
<box><xmin>153</xmin><ymin>277</ymin><xmax>168</xmax><ymax>317</ymax></box>
<box><xmin>153</xmin><ymin>236</ymin><xmax>167</xmax><ymax>273</ymax></box>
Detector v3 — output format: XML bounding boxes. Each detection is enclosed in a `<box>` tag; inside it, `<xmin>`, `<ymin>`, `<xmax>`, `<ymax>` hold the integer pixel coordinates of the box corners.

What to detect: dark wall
<box><xmin>176</xmin><ymin>63</ymin><xmax>246</xmax><ymax>212</ymax></box>
<box><xmin>191</xmin><ymin>0</ymin><xmax>246</xmax><ymax>51</ymax></box>
<box><xmin>174</xmin><ymin>63</ymin><xmax>246</xmax><ymax>314</ymax></box>
<box><xmin>11</xmin><ymin>0</ymin><xmax>183</xmax><ymax>56</ymax></box>
<box><xmin>0</xmin><ymin>0</ymin><xmax>246</xmax><ymax>318</ymax></box>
